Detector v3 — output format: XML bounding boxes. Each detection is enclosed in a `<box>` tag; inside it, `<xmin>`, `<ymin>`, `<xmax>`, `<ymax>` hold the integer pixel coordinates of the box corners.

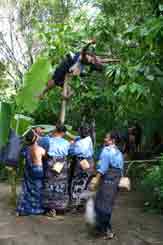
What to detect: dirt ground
<box><xmin>0</xmin><ymin>183</ymin><xmax>163</xmax><ymax>245</ymax></box>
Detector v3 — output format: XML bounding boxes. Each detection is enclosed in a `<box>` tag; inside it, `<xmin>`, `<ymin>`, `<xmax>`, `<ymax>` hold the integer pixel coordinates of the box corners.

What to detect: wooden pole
<box><xmin>60</xmin><ymin>80</ymin><xmax>68</xmax><ymax>124</ymax></box>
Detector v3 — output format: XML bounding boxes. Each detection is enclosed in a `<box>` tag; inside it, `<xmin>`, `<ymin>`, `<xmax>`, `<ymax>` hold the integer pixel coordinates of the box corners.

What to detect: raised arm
<box><xmin>95</xmin><ymin>56</ymin><xmax>120</xmax><ymax>64</ymax></box>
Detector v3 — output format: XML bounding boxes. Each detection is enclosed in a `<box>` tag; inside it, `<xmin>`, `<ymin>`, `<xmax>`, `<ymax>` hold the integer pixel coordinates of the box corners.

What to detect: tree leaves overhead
<box><xmin>16</xmin><ymin>56</ymin><xmax>51</xmax><ymax>113</ymax></box>
<box><xmin>1</xmin><ymin>0</ymin><xmax>163</xmax><ymax>141</ymax></box>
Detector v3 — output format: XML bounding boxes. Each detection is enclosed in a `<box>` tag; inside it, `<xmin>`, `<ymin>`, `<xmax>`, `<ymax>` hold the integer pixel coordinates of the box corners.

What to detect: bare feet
<box><xmin>45</xmin><ymin>209</ymin><xmax>57</xmax><ymax>217</ymax></box>
<box><xmin>103</xmin><ymin>230</ymin><xmax>115</xmax><ymax>240</ymax></box>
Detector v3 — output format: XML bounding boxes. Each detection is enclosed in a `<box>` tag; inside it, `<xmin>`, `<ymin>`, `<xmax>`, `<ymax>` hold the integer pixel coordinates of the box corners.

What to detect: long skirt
<box><xmin>16</xmin><ymin>165</ymin><xmax>44</xmax><ymax>215</ymax></box>
<box><xmin>70</xmin><ymin>157</ymin><xmax>94</xmax><ymax>207</ymax></box>
<box><xmin>43</xmin><ymin>158</ymin><xmax>69</xmax><ymax>212</ymax></box>
<box><xmin>95</xmin><ymin>168</ymin><xmax>121</xmax><ymax>233</ymax></box>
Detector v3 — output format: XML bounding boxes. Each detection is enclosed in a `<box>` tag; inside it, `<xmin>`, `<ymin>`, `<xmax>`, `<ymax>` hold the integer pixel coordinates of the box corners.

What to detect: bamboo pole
<box><xmin>60</xmin><ymin>80</ymin><xmax>68</xmax><ymax>124</ymax></box>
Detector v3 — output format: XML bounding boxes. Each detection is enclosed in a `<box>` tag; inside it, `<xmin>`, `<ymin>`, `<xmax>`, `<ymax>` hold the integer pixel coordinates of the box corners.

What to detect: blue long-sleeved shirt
<box><xmin>69</xmin><ymin>136</ymin><xmax>94</xmax><ymax>158</ymax></box>
<box><xmin>38</xmin><ymin>136</ymin><xmax>51</xmax><ymax>151</ymax></box>
<box><xmin>97</xmin><ymin>145</ymin><xmax>123</xmax><ymax>175</ymax></box>
<box><xmin>39</xmin><ymin>136</ymin><xmax>70</xmax><ymax>157</ymax></box>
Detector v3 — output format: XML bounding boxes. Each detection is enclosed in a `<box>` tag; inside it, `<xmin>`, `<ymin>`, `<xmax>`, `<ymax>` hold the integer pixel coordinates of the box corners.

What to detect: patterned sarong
<box><xmin>70</xmin><ymin>157</ymin><xmax>94</xmax><ymax>207</ymax></box>
<box><xmin>95</xmin><ymin>168</ymin><xmax>121</xmax><ymax>232</ymax></box>
<box><xmin>16</xmin><ymin>149</ymin><xmax>44</xmax><ymax>215</ymax></box>
<box><xmin>43</xmin><ymin>157</ymin><xmax>69</xmax><ymax>211</ymax></box>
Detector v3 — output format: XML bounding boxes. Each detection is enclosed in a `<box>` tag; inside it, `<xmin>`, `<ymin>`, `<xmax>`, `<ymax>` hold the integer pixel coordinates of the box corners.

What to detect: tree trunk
<box><xmin>91</xmin><ymin>119</ymin><xmax>96</xmax><ymax>146</ymax></box>
<box><xmin>60</xmin><ymin>80</ymin><xmax>68</xmax><ymax>124</ymax></box>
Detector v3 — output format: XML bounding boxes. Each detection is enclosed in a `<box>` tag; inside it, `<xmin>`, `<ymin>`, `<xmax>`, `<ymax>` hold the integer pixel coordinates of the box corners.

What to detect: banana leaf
<box><xmin>11</xmin><ymin>114</ymin><xmax>34</xmax><ymax>136</ymax></box>
<box><xmin>23</xmin><ymin>124</ymin><xmax>73</xmax><ymax>136</ymax></box>
<box><xmin>16</xmin><ymin>56</ymin><xmax>51</xmax><ymax>113</ymax></box>
<box><xmin>0</xmin><ymin>102</ymin><xmax>12</xmax><ymax>148</ymax></box>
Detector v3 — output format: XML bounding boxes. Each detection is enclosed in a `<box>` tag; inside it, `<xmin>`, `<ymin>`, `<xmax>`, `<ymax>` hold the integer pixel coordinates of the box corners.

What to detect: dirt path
<box><xmin>0</xmin><ymin>183</ymin><xmax>162</xmax><ymax>245</ymax></box>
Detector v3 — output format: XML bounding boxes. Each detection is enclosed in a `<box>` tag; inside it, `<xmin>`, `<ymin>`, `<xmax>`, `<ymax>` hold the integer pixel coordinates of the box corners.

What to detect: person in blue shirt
<box><xmin>69</xmin><ymin>125</ymin><xmax>95</xmax><ymax>209</ymax></box>
<box><xmin>42</xmin><ymin>124</ymin><xmax>70</xmax><ymax>216</ymax></box>
<box><xmin>90</xmin><ymin>131</ymin><xmax>124</xmax><ymax>239</ymax></box>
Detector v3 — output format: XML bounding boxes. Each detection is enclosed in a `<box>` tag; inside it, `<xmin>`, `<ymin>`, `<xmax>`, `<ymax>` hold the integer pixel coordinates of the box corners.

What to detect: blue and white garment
<box><xmin>38</xmin><ymin>136</ymin><xmax>51</xmax><ymax>151</ymax></box>
<box><xmin>68</xmin><ymin>52</ymin><xmax>84</xmax><ymax>75</ymax></box>
<box><xmin>47</xmin><ymin>137</ymin><xmax>70</xmax><ymax>157</ymax></box>
<box><xmin>52</xmin><ymin>52</ymin><xmax>84</xmax><ymax>87</ymax></box>
<box><xmin>70</xmin><ymin>136</ymin><xmax>94</xmax><ymax>159</ymax></box>
<box><xmin>95</xmin><ymin>144</ymin><xmax>124</xmax><ymax>234</ymax></box>
<box><xmin>16</xmin><ymin>148</ymin><xmax>44</xmax><ymax>215</ymax></box>
<box><xmin>39</xmin><ymin>135</ymin><xmax>70</xmax><ymax>157</ymax></box>
<box><xmin>70</xmin><ymin>136</ymin><xmax>94</xmax><ymax>207</ymax></box>
<box><xmin>97</xmin><ymin>145</ymin><xmax>123</xmax><ymax>175</ymax></box>
<box><xmin>43</xmin><ymin>136</ymin><xmax>70</xmax><ymax>211</ymax></box>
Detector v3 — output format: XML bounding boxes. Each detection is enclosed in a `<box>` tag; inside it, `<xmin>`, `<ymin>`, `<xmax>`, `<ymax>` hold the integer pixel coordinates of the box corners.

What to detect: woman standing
<box><xmin>70</xmin><ymin>125</ymin><xmax>95</xmax><ymax>209</ymax></box>
<box><xmin>42</xmin><ymin>125</ymin><xmax>70</xmax><ymax>216</ymax></box>
<box><xmin>16</xmin><ymin>130</ymin><xmax>46</xmax><ymax>216</ymax></box>
<box><xmin>90</xmin><ymin>131</ymin><xmax>124</xmax><ymax>239</ymax></box>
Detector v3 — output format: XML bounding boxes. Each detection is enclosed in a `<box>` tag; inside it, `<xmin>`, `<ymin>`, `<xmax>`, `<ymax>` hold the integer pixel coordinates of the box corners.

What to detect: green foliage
<box><xmin>2</xmin><ymin>0</ymin><xmax>163</xmax><ymax>142</ymax></box>
<box><xmin>141</xmin><ymin>157</ymin><xmax>163</xmax><ymax>212</ymax></box>
<box><xmin>16</xmin><ymin>56</ymin><xmax>51</xmax><ymax>113</ymax></box>
<box><xmin>0</xmin><ymin>102</ymin><xmax>12</xmax><ymax>148</ymax></box>
<box><xmin>37</xmin><ymin>14</ymin><xmax>92</xmax><ymax>65</ymax></box>
<box><xmin>11</xmin><ymin>114</ymin><xmax>34</xmax><ymax>135</ymax></box>
<box><xmin>0</xmin><ymin>61</ymin><xmax>16</xmax><ymax>102</ymax></box>
<box><xmin>34</xmin><ymin>87</ymin><xmax>61</xmax><ymax>124</ymax></box>
<box><xmin>81</xmin><ymin>0</ymin><xmax>163</xmax><ymax>136</ymax></box>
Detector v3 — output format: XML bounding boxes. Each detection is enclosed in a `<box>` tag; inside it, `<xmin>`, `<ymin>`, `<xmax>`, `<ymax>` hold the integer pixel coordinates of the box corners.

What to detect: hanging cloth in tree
<box><xmin>0</xmin><ymin>130</ymin><xmax>22</xmax><ymax>168</ymax></box>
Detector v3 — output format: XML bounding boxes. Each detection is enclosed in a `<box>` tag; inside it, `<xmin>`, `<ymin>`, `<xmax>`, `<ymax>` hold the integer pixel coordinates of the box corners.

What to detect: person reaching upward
<box><xmin>38</xmin><ymin>39</ymin><xmax>111</xmax><ymax>99</ymax></box>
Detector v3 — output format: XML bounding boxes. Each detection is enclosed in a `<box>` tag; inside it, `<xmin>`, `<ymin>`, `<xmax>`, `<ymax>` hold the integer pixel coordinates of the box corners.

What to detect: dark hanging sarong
<box><xmin>0</xmin><ymin>130</ymin><xmax>22</xmax><ymax>168</ymax></box>
<box><xmin>95</xmin><ymin>168</ymin><xmax>121</xmax><ymax>233</ymax></box>
<box><xmin>16</xmin><ymin>149</ymin><xmax>44</xmax><ymax>215</ymax></box>
<box><xmin>43</xmin><ymin>157</ymin><xmax>69</xmax><ymax>211</ymax></box>
<box><xmin>70</xmin><ymin>157</ymin><xmax>94</xmax><ymax>207</ymax></box>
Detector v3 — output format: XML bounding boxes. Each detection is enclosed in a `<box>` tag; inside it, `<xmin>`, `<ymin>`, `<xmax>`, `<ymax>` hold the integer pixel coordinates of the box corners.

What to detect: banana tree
<box><xmin>16</xmin><ymin>56</ymin><xmax>51</xmax><ymax>113</ymax></box>
<box><xmin>0</xmin><ymin>102</ymin><xmax>12</xmax><ymax>149</ymax></box>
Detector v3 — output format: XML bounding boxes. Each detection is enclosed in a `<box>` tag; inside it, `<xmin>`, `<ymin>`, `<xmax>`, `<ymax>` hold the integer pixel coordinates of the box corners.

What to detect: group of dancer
<box><xmin>17</xmin><ymin>124</ymin><xmax>124</xmax><ymax>239</ymax></box>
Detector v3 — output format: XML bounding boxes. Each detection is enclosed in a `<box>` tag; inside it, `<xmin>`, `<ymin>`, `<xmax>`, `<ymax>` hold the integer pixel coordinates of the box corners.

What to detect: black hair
<box><xmin>109</xmin><ymin>131</ymin><xmax>121</xmax><ymax>144</ymax></box>
<box><xmin>55</xmin><ymin>124</ymin><xmax>67</xmax><ymax>133</ymax></box>
<box><xmin>81</xmin><ymin>52</ymin><xmax>96</xmax><ymax>65</ymax></box>
<box><xmin>25</xmin><ymin>130</ymin><xmax>37</xmax><ymax>145</ymax></box>
<box><xmin>79</xmin><ymin>124</ymin><xmax>91</xmax><ymax>138</ymax></box>
<box><xmin>81</xmin><ymin>52</ymin><xmax>103</xmax><ymax>72</ymax></box>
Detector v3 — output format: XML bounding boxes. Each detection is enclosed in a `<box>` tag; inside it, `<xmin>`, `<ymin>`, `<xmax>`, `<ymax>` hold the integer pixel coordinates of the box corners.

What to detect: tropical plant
<box><xmin>141</xmin><ymin>157</ymin><xmax>163</xmax><ymax>213</ymax></box>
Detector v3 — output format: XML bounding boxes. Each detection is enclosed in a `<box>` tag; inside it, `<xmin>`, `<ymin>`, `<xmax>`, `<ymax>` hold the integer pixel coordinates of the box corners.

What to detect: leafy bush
<box><xmin>141</xmin><ymin>157</ymin><xmax>163</xmax><ymax>213</ymax></box>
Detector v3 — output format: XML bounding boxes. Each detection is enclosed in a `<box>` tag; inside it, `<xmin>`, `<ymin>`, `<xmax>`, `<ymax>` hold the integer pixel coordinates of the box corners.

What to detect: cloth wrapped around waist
<box><xmin>76</xmin><ymin>156</ymin><xmax>94</xmax><ymax>171</ymax></box>
<box><xmin>25</xmin><ymin>164</ymin><xmax>44</xmax><ymax>179</ymax></box>
<box><xmin>47</xmin><ymin>156</ymin><xmax>66</xmax><ymax>174</ymax></box>
<box><xmin>107</xmin><ymin>166</ymin><xmax>122</xmax><ymax>175</ymax></box>
<box><xmin>30</xmin><ymin>165</ymin><xmax>44</xmax><ymax>179</ymax></box>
